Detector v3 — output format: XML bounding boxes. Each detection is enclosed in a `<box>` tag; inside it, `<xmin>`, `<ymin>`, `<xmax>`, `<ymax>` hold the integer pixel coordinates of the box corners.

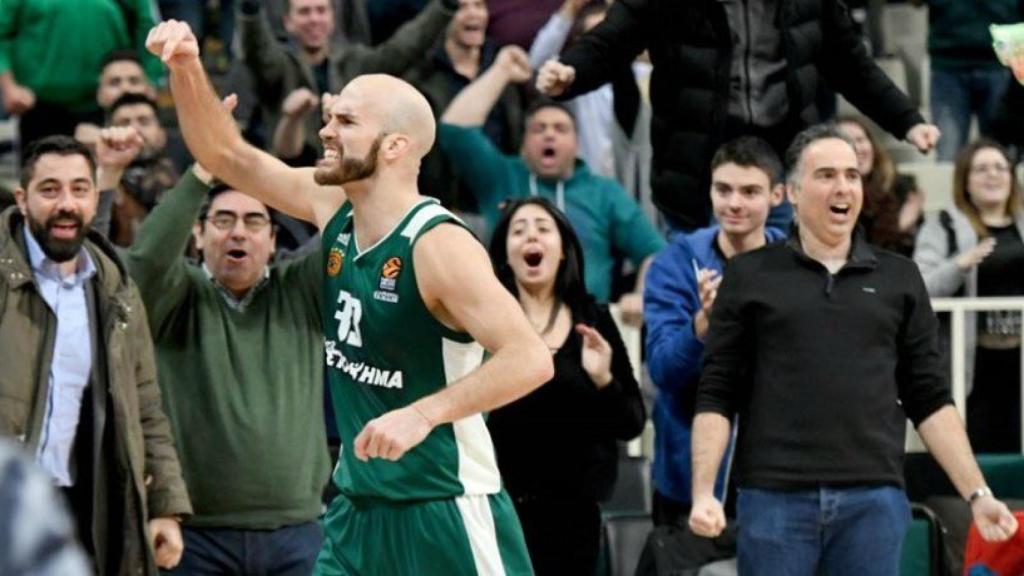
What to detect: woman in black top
<box><xmin>487</xmin><ymin>197</ymin><xmax>646</xmax><ymax>576</ymax></box>
<box><xmin>915</xmin><ymin>139</ymin><xmax>1024</xmax><ymax>452</ymax></box>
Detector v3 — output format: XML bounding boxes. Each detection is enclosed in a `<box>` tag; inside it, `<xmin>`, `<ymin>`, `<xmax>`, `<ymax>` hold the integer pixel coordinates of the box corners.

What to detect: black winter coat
<box><xmin>559</xmin><ymin>0</ymin><xmax>925</xmax><ymax>229</ymax></box>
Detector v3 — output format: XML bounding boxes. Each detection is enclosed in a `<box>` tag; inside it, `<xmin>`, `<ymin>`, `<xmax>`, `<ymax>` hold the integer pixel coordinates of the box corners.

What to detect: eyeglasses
<box><xmin>205</xmin><ymin>212</ymin><xmax>272</xmax><ymax>232</ymax></box>
<box><xmin>970</xmin><ymin>163</ymin><xmax>1011</xmax><ymax>176</ymax></box>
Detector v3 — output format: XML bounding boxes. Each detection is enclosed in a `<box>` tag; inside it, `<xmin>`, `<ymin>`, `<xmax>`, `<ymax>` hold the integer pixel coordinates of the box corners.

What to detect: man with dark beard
<box><xmin>149</xmin><ymin>19</ymin><xmax>553</xmax><ymax>575</ymax></box>
<box><xmin>0</xmin><ymin>135</ymin><xmax>192</xmax><ymax>574</ymax></box>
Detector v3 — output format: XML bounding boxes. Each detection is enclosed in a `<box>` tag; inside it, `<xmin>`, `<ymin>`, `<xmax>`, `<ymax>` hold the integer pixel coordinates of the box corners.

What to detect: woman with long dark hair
<box><xmin>915</xmin><ymin>139</ymin><xmax>1024</xmax><ymax>452</ymax></box>
<box><xmin>838</xmin><ymin>116</ymin><xmax>923</xmax><ymax>255</ymax></box>
<box><xmin>487</xmin><ymin>197</ymin><xmax>646</xmax><ymax>575</ymax></box>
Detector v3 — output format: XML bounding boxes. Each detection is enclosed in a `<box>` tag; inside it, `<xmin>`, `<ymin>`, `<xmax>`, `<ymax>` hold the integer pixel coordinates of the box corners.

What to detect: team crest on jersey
<box><xmin>327</xmin><ymin>248</ymin><xmax>345</xmax><ymax>277</ymax></box>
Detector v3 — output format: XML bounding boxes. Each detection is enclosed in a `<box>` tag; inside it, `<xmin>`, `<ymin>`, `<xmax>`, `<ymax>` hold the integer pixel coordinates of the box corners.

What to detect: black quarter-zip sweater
<box><xmin>695</xmin><ymin>231</ymin><xmax>953</xmax><ymax>490</ymax></box>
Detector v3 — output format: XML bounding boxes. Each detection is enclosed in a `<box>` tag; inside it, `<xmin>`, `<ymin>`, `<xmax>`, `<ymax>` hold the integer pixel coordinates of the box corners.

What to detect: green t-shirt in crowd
<box><xmin>438</xmin><ymin>123</ymin><xmax>666</xmax><ymax>302</ymax></box>
<box><xmin>0</xmin><ymin>0</ymin><xmax>163</xmax><ymax>113</ymax></box>
<box><xmin>124</xmin><ymin>170</ymin><xmax>329</xmax><ymax>530</ymax></box>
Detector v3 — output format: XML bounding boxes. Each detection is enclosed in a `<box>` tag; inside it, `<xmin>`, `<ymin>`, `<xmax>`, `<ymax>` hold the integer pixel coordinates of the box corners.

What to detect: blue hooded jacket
<box><xmin>644</xmin><ymin>224</ymin><xmax>786</xmax><ymax>505</ymax></box>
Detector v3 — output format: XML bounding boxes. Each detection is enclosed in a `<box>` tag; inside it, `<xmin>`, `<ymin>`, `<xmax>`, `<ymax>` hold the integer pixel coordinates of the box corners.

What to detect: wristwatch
<box><xmin>967</xmin><ymin>486</ymin><xmax>993</xmax><ymax>504</ymax></box>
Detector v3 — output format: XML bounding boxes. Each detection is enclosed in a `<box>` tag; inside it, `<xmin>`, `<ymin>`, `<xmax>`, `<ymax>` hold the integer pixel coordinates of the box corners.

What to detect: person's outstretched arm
<box><xmin>351</xmin><ymin>0</ymin><xmax>457</xmax><ymax>77</ymax></box>
<box><xmin>441</xmin><ymin>45</ymin><xmax>531</xmax><ymax>127</ymax></box>
<box><xmin>146</xmin><ymin>21</ymin><xmax>346</xmax><ymax>228</ymax></box>
<box><xmin>536</xmin><ymin>0</ymin><xmax>648</xmax><ymax>98</ymax></box>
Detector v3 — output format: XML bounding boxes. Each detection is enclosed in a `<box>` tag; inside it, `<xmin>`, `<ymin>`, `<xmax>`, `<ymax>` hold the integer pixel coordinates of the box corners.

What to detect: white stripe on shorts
<box><xmin>455</xmin><ymin>494</ymin><xmax>507</xmax><ymax>576</ymax></box>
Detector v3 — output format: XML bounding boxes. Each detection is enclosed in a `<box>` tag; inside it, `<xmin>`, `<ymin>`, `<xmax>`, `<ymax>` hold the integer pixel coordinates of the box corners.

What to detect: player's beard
<box><xmin>315</xmin><ymin>135</ymin><xmax>383</xmax><ymax>186</ymax></box>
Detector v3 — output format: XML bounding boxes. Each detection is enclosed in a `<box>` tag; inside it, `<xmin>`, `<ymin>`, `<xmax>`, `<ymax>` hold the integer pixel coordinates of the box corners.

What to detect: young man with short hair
<box><xmin>644</xmin><ymin>137</ymin><xmax>785</xmax><ymax>543</ymax></box>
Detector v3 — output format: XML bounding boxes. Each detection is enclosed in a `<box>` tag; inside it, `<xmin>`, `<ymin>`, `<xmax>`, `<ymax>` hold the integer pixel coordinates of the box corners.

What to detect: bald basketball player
<box><xmin>146</xmin><ymin>20</ymin><xmax>553</xmax><ymax>576</ymax></box>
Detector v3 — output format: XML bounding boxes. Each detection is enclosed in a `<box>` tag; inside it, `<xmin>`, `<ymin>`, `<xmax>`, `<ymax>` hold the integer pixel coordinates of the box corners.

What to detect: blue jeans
<box><xmin>162</xmin><ymin>521</ymin><xmax>323</xmax><ymax>575</ymax></box>
<box><xmin>931</xmin><ymin>66</ymin><xmax>1012</xmax><ymax>161</ymax></box>
<box><xmin>737</xmin><ymin>486</ymin><xmax>911</xmax><ymax>576</ymax></box>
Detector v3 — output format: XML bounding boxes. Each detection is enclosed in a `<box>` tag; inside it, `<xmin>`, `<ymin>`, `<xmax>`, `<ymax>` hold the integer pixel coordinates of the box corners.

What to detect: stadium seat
<box><xmin>599</xmin><ymin>511</ymin><xmax>652</xmax><ymax>576</ymax></box>
<box><xmin>900</xmin><ymin>504</ymin><xmax>946</xmax><ymax>576</ymax></box>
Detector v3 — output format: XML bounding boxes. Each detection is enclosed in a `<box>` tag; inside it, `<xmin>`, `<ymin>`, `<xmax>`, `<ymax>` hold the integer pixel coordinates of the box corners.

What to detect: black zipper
<box><xmin>743</xmin><ymin>0</ymin><xmax>754</xmax><ymax>124</ymax></box>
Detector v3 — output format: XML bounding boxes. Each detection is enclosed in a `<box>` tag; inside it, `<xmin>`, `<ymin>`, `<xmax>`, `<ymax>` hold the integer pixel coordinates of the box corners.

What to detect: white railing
<box><xmin>906</xmin><ymin>296</ymin><xmax>1024</xmax><ymax>453</ymax></box>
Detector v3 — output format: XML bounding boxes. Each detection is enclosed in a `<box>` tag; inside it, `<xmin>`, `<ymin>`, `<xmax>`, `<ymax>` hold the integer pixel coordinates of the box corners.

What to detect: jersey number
<box><xmin>334</xmin><ymin>291</ymin><xmax>363</xmax><ymax>347</ymax></box>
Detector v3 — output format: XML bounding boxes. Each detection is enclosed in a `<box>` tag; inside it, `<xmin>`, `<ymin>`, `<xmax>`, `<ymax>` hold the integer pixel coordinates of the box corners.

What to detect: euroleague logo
<box><xmin>381</xmin><ymin>257</ymin><xmax>402</xmax><ymax>280</ymax></box>
<box><xmin>327</xmin><ymin>248</ymin><xmax>345</xmax><ymax>277</ymax></box>
<box><xmin>375</xmin><ymin>257</ymin><xmax>402</xmax><ymax>303</ymax></box>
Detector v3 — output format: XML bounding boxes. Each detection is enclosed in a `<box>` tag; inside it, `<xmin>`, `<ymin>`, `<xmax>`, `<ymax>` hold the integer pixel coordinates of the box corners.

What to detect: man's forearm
<box><xmin>691</xmin><ymin>412</ymin><xmax>731</xmax><ymax>499</ymax></box>
<box><xmin>414</xmin><ymin>340</ymin><xmax>552</xmax><ymax>426</ymax></box>
<box><xmin>440</xmin><ymin>66</ymin><xmax>512</xmax><ymax>127</ymax></box>
<box><xmin>272</xmin><ymin>113</ymin><xmax>308</xmax><ymax>160</ymax></box>
<box><xmin>170</xmin><ymin>60</ymin><xmax>245</xmax><ymax>174</ymax></box>
<box><xmin>918</xmin><ymin>404</ymin><xmax>988</xmax><ymax>499</ymax></box>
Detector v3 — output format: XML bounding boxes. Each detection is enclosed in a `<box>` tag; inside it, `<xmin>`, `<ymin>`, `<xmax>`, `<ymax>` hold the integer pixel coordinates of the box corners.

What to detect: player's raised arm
<box><xmin>145</xmin><ymin>20</ymin><xmax>345</xmax><ymax>227</ymax></box>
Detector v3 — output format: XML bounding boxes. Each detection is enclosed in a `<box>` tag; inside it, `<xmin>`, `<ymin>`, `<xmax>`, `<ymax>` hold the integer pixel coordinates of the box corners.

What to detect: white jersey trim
<box><xmin>401</xmin><ymin>202</ymin><xmax>464</xmax><ymax>243</ymax></box>
<box><xmin>455</xmin><ymin>494</ymin><xmax>507</xmax><ymax>576</ymax></box>
<box><xmin>441</xmin><ymin>338</ymin><xmax>501</xmax><ymax>495</ymax></box>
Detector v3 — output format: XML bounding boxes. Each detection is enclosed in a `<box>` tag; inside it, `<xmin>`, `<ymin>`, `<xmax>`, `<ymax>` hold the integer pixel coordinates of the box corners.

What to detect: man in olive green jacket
<box><xmin>0</xmin><ymin>136</ymin><xmax>191</xmax><ymax>575</ymax></box>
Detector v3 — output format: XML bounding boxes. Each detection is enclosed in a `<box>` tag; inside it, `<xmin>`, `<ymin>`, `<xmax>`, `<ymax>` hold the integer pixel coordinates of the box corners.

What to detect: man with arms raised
<box><xmin>147</xmin><ymin>20</ymin><xmax>553</xmax><ymax>575</ymax></box>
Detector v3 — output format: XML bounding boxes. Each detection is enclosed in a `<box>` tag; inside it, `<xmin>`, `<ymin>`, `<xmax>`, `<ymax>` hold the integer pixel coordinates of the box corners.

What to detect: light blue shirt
<box><xmin>24</xmin><ymin>227</ymin><xmax>96</xmax><ymax>487</ymax></box>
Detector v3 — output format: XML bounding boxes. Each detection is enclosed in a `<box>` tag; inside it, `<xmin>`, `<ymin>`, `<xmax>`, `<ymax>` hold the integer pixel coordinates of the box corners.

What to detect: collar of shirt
<box><xmin>201</xmin><ymin>263</ymin><xmax>270</xmax><ymax>312</ymax></box>
<box><xmin>785</xmin><ymin>224</ymin><xmax>878</xmax><ymax>271</ymax></box>
<box><xmin>23</xmin><ymin>225</ymin><xmax>96</xmax><ymax>286</ymax></box>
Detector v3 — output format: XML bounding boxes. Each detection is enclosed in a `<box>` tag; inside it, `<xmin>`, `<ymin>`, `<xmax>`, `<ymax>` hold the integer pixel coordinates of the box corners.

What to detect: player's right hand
<box><xmin>536</xmin><ymin>59</ymin><xmax>576</xmax><ymax>96</ymax></box>
<box><xmin>282</xmin><ymin>88</ymin><xmax>320</xmax><ymax>118</ymax></box>
<box><xmin>689</xmin><ymin>494</ymin><xmax>727</xmax><ymax>538</ymax></box>
<box><xmin>354</xmin><ymin>405</ymin><xmax>434</xmax><ymax>462</ymax></box>
<box><xmin>1</xmin><ymin>82</ymin><xmax>35</xmax><ymax>116</ymax></box>
<box><xmin>146</xmin><ymin>20</ymin><xmax>201</xmax><ymax>67</ymax></box>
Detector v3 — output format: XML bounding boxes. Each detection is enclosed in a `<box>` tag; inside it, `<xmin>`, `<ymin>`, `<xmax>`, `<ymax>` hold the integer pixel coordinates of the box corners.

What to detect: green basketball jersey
<box><xmin>321</xmin><ymin>198</ymin><xmax>502</xmax><ymax>501</ymax></box>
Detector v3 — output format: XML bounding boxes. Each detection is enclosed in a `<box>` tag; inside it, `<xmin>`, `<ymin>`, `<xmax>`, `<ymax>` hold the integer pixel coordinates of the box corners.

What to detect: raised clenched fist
<box><xmin>145</xmin><ymin>20</ymin><xmax>201</xmax><ymax>68</ymax></box>
<box><xmin>536</xmin><ymin>59</ymin><xmax>576</xmax><ymax>96</ymax></box>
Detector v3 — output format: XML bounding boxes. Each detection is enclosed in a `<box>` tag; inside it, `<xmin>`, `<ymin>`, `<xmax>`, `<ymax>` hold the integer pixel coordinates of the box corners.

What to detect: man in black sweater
<box><xmin>689</xmin><ymin>124</ymin><xmax>1018</xmax><ymax>574</ymax></box>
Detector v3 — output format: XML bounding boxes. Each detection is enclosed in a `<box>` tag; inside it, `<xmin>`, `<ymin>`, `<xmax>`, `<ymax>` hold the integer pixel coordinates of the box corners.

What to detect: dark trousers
<box><xmin>162</xmin><ymin>521</ymin><xmax>323</xmax><ymax>576</ymax></box>
<box><xmin>968</xmin><ymin>346</ymin><xmax>1022</xmax><ymax>453</ymax></box>
<box><xmin>512</xmin><ymin>497</ymin><xmax>601</xmax><ymax>576</ymax></box>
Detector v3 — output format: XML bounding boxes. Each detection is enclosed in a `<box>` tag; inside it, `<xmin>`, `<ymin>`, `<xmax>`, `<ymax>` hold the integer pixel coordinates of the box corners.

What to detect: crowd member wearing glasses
<box><xmin>115</xmin><ymin>143</ymin><xmax>329</xmax><ymax>573</ymax></box>
<box><xmin>914</xmin><ymin>139</ymin><xmax>1024</xmax><ymax>453</ymax></box>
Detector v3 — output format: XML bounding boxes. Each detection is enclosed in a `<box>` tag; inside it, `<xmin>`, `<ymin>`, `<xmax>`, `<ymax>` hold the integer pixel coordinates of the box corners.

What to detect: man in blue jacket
<box><xmin>644</xmin><ymin>136</ymin><xmax>785</xmax><ymax>530</ymax></box>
